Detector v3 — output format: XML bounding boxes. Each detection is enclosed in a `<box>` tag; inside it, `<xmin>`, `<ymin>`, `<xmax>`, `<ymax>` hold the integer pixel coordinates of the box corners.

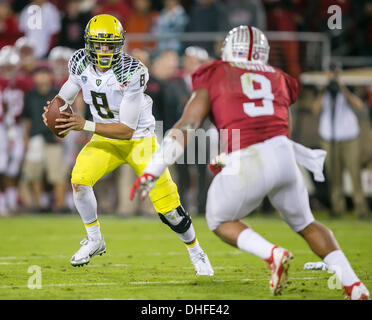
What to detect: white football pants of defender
<box><xmin>0</xmin><ymin>124</ymin><xmax>8</xmax><ymax>174</ymax></box>
<box><xmin>206</xmin><ymin>135</ymin><xmax>315</xmax><ymax>232</ymax></box>
<box><xmin>6</xmin><ymin>124</ymin><xmax>25</xmax><ymax>177</ymax></box>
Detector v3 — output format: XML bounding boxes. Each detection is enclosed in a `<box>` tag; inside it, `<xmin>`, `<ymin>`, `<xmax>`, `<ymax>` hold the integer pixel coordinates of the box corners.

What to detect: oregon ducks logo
<box><xmin>96</xmin><ymin>79</ymin><xmax>102</xmax><ymax>86</ymax></box>
<box><xmin>98</xmin><ymin>33</ymin><xmax>113</xmax><ymax>39</ymax></box>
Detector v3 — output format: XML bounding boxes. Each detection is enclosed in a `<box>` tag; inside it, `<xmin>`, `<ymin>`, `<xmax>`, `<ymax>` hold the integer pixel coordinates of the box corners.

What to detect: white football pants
<box><xmin>206</xmin><ymin>135</ymin><xmax>315</xmax><ymax>232</ymax></box>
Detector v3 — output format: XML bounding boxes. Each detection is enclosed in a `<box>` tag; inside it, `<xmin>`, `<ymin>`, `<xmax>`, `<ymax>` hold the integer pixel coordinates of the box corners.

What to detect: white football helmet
<box><xmin>184</xmin><ymin>46</ymin><xmax>209</xmax><ymax>62</ymax></box>
<box><xmin>221</xmin><ymin>25</ymin><xmax>270</xmax><ymax>65</ymax></box>
<box><xmin>48</xmin><ymin>46</ymin><xmax>75</xmax><ymax>62</ymax></box>
<box><xmin>14</xmin><ymin>36</ymin><xmax>35</xmax><ymax>52</ymax></box>
<box><xmin>0</xmin><ymin>45</ymin><xmax>20</xmax><ymax>67</ymax></box>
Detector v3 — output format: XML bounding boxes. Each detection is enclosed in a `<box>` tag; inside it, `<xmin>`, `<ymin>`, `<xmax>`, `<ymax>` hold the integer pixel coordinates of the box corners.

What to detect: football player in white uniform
<box><xmin>42</xmin><ymin>14</ymin><xmax>213</xmax><ymax>276</ymax></box>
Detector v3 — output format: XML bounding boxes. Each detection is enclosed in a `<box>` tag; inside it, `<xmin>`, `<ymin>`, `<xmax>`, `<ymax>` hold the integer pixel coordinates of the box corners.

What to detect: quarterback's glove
<box><xmin>130</xmin><ymin>173</ymin><xmax>157</xmax><ymax>200</ymax></box>
<box><xmin>208</xmin><ymin>152</ymin><xmax>227</xmax><ymax>174</ymax></box>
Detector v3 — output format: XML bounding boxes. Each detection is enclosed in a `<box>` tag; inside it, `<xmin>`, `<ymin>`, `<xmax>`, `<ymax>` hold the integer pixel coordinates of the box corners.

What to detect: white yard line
<box><xmin>129</xmin><ymin>280</ymin><xmax>192</xmax><ymax>285</ymax></box>
<box><xmin>0</xmin><ymin>282</ymin><xmax>117</xmax><ymax>289</ymax></box>
<box><xmin>0</xmin><ymin>276</ymin><xmax>325</xmax><ymax>290</ymax></box>
<box><xmin>86</xmin><ymin>264</ymin><xmax>129</xmax><ymax>268</ymax></box>
<box><xmin>43</xmin><ymin>282</ymin><xmax>117</xmax><ymax>288</ymax></box>
<box><xmin>128</xmin><ymin>276</ymin><xmax>324</xmax><ymax>286</ymax></box>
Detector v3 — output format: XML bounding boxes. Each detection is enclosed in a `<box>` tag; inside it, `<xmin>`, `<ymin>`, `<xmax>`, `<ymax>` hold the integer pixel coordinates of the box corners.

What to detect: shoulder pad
<box><xmin>112</xmin><ymin>54</ymin><xmax>144</xmax><ymax>85</ymax></box>
<box><xmin>68</xmin><ymin>49</ymin><xmax>90</xmax><ymax>76</ymax></box>
<box><xmin>192</xmin><ymin>60</ymin><xmax>221</xmax><ymax>78</ymax></box>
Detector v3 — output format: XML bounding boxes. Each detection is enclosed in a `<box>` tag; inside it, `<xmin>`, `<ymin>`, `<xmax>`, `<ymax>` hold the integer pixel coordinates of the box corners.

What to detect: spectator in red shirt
<box><xmin>0</xmin><ymin>0</ymin><xmax>21</xmax><ymax>49</ymax></box>
<box><xmin>126</xmin><ymin>0</ymin><xmax>158</xmax><ymax>52</ymax></box>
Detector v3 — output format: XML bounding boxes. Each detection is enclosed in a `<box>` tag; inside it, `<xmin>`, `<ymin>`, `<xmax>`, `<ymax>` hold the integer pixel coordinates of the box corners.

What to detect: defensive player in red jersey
<box><xmin>0</xmin><ymin>46</ymin><xmax>33</xmax><ymax>213</ymax></box>
<box><xmin>130</xmin><ymin>26</ymin><xmax>370</xmax><ymax>299</ymax></box>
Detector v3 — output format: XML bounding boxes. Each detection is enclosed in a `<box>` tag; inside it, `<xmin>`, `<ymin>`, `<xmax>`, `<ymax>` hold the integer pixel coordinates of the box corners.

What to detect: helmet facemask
<box><xmin>85</xmin><ymin>39</ymin><xmax>123</xmax><ymax>69</ymax></box>
<box><xmin>84</xmin><ymin>15</ymin><xmax>125</xmax><ymax>69</ymax></box>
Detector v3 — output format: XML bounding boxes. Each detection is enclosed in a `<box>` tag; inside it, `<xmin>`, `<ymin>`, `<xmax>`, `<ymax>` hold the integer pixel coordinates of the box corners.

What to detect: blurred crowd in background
<box><xmin>0</xmin><ymin>0</ymin><xmax>372</xmax><ymax>218</ymax></box>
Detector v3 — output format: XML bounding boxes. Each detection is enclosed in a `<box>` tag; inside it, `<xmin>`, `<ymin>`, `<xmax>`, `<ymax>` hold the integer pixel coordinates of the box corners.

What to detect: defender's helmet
<box><xmin>48</xmin><ymin>46</ymin><xmax>74</xmax><ymax>62</ymax></box>
<box><xmin>0</xmin><ymin>46</ymin><xmax>20</xmax><ymax>79</ymax></box>
<box><xmin>0</xmin><ymin>45</ymin><xmax>20</xmax><ymax>67</ymax></box>
<box><xmin>14</xmin><ymin>37</ymin><xmax>35</xmax><ymax>53</ymax></box>
<box><xmin>221</xmin><ymin>26</ymin><xmax>270</xmax><ymax>65</ymax></box>
<box><xmin>84</xmin><ymin>14</ymin><xmax>125</xmax><ymax>69</ymax></box>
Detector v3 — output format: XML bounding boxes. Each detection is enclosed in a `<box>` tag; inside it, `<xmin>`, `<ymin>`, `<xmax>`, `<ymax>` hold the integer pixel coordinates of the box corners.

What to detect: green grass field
<box><xmin>0</xmin><ymin>212</ymin><xmax>371</xmax><ymax>300</ymax></box>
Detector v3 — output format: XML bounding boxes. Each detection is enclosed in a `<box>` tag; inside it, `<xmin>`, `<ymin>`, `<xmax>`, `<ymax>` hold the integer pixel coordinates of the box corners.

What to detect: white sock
<box><xmin>6</xmin><ymin>187</ymin><xmax>18</xmax><ymax>211</ymax></box>
<box><xmin>73</xmin><ymin>185</ymin><xmax>102</xmax><ymax>240</ymax></box>
<box><xmin>178</xmin><ymin>223</ymin><xmax>196</xmax><ymax>243</ymax></box>
<box><xmin>237</xmin><ymin>228</ymin><xmax>275</xmax><ymax>260</ymax></box>
<box><xmin>186</xmin><ymin>238</ymin><xmax>202</xmax><ymax>257</ymax></box>
<box><xmin>323</xmin><ymin>250</ymin><xmax>360</xmax><ymax>286</ymax></box>
<box><xmin>84</xmin><ymin>221</ymin><xmax>102</xmax><ymax>241</ymax></box>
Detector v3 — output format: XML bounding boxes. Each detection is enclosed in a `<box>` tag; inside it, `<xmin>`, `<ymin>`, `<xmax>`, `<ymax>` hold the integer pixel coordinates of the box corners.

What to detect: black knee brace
<box><xmin>158</xmin><ymin>206</ymin><xmax>192</xmax><ymax>233</ymax></box>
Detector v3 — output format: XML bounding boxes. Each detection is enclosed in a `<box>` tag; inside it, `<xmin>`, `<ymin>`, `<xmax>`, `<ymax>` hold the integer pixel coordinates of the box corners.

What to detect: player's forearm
<box><xmin>144</xmin><ymin>88</ymin><xmax>210</xmax><ymax>177</ymax></box>
<box><xmin>170</xmin><ymin>118</ymin><xmax>199</xmax><ymax>146</ymax></box>
<box><xmin>59</xmin><ymin>77</ymin><xmax>81</xmax><ymax>105</ymax></box>
<box><xmin>144</xmin><ymin>113</ymin><xmax>202</xmax><ymax>176</ymax></box>
<box><xmin>91</xmin><ymin>122</ymin><xmax>134</xmax><ymax>140</ymax></box>
<box><xmin>169</xmin><ymin>89</ymin><xmax>210</xmax><ymax>145</ymax></box>
<box><xmin>143</xmin><ymin>117</ymin><xmax>202</xmax><ymax>177</ymax></box>
<box><xmin>144</xmin><ymin>135</ymin><xmax>185</xmax><ymax>177</ymax></box>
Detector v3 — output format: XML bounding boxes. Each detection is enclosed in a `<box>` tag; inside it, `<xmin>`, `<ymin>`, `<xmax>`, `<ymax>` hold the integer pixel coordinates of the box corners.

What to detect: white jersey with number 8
<box><xmin>60</xmin><ymin>49</ymin><xmax>155</xmax><ymax>140</ymax></box>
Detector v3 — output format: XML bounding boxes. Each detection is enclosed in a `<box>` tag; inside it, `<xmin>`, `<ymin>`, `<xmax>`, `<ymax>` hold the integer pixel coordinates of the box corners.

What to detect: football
<box><xmin>45</xmin><ymin>95</ymin><xmax>73</xmax><ymax>138</ymax></box>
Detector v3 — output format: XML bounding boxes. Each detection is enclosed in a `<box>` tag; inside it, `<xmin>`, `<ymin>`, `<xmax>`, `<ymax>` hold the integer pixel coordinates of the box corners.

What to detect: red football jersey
<box><xmin>192</xmin><ymin>60</ymin><xmax>298</xmax><ymax>153</ymax></box>
<box><xmin>0</xmin><ymin>74</ymin><xmax>33</xmax><ymax>124</ymax></box>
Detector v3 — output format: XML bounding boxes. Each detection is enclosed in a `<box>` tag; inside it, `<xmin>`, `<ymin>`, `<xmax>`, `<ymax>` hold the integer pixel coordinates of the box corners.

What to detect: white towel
<box><xmin>291</xmin><ymin>141</ymin><xmax>327</xmax><ymax>182</ymax></box>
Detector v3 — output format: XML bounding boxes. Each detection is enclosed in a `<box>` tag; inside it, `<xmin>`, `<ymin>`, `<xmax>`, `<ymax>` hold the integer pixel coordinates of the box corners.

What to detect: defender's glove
<box><xmin>208</xmin><ymin>152</ymin><xmax>227</xmax><ymax>174</ymax></box>
<box><xmin>130</xmin><ymin>173</ymin><xmax>157</xmax><ymax>200</ymax></box>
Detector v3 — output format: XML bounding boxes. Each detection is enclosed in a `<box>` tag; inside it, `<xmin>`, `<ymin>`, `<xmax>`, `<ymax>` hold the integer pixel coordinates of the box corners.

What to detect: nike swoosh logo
<box><xmin>89</xmin><ymin>247</ymin><xmax>102</xmax><ymax>257</ymax></box>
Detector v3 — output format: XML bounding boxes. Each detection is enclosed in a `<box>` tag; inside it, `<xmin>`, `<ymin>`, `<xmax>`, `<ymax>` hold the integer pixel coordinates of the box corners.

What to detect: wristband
<box><xmin>83</xmin><ymin>120</ymin><xmax>96</xmax><ymax>133</ymax></box>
